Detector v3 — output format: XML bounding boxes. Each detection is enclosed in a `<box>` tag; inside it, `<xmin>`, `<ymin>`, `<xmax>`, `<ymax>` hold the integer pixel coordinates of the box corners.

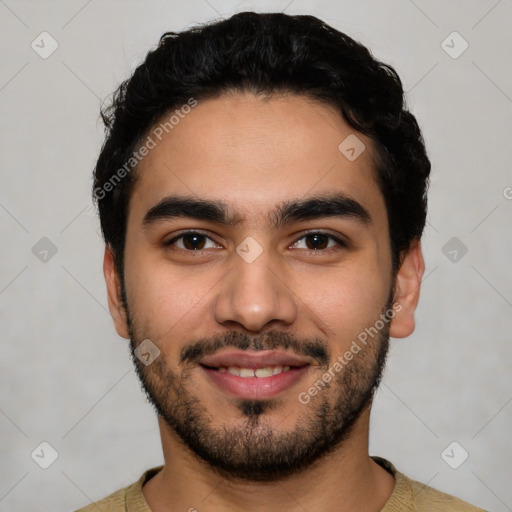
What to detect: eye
<box><xmin>291</xmin><ymin>232</ymin><xmax>345</xmax><ymax>251</ymax></box>
<box><xmin>164</xmin><ymin>230</ymin><xmax>345</xmax><ymax>253</ymax></box>
<box><xmin>165</xmin><ymin>231</ymin><xmax>220</xmax><ymax>251</ymax></box>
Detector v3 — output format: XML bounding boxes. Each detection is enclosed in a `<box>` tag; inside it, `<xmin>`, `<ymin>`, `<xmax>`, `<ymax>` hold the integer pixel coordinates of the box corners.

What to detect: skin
<box><xmin>104</xmin><ymin>91</ymin><xmax>425</xmax><ymax>512</ymax></box>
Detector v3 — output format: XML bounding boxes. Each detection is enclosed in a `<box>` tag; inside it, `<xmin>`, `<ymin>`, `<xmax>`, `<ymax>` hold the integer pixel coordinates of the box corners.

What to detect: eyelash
<box><xmin>164</xmin><ymin>230</ymin><xmax>346</xmax><ymax>253</ymax></box>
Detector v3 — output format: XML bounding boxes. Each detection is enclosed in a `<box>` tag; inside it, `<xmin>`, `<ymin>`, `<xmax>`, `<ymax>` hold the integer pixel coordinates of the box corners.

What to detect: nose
<box><xmin>213</xmin><ymin>246</ymin><xmax>298</xmax><ymax>332</ymax></box>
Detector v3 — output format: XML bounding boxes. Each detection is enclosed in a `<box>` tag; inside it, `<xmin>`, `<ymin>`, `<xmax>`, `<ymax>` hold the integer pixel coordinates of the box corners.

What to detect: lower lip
<box><xmin>200</xmin><ymin>366</ymin><xmax>310</xmax><ymax>399</ymax></box>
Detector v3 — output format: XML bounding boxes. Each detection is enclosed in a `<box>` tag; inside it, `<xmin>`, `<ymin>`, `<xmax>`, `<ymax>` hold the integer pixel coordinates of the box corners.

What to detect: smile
<box><xmin>201</xmin><ymin>364</ymin><xmax>293</xmax><ymax>377</ymax></box>
<box><xmin>197</xmin><ymin>349</ymin><xmax>313</xmax><ymax>399</ymax></box>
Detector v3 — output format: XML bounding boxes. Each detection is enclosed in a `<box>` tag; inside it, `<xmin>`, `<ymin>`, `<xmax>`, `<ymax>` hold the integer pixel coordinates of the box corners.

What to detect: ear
<box><xmin>103</xmin><ymin>246</ymin><xmax>130</xmax><ymax>339</ymax></box>
<box><xmin>389</xmin><ymin>239</ymin><xmax>425</xmax><ymax>339</ymax></box>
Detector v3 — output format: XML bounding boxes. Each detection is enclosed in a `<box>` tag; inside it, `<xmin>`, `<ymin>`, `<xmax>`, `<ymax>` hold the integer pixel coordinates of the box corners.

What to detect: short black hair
<box><xmin>93</xmin><ymin>11</ymin><xmax>430</xmax><ymax>278</ymax></box>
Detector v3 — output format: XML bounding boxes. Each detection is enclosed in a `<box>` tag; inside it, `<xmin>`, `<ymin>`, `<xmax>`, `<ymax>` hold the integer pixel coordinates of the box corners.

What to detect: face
<box><xmin>105</xmin><ymin>92</ymin><xmax>418</xmax><ymax>482</ymax></box>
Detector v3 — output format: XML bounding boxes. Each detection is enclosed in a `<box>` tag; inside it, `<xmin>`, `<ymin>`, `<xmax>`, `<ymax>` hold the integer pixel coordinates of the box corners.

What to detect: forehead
<box><xmin>128</xmin><ymin>92</ymin><xmax>386</xmax><ymax>227</ymax></box>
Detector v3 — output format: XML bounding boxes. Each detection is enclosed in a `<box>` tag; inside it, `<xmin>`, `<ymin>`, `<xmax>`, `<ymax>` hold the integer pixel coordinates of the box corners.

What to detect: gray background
<box><xmin>0</xmin><ymin>0</ymin><xmax>511</xmax><ymax>510</ymax></box>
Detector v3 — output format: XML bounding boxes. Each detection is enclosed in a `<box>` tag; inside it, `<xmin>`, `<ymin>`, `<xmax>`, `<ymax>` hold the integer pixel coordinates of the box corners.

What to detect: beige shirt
<box><xmin>74</xmin><ymin>456</ymin><xmax>488</xmax><ymax>511</ymax></box>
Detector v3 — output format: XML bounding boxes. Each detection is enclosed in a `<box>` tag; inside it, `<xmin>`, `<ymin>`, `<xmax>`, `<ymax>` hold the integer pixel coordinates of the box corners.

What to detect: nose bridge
<box><xmin>213</xmin><ymin>243</ymin><xmax>297</xmax><ymax>332</ymax></box>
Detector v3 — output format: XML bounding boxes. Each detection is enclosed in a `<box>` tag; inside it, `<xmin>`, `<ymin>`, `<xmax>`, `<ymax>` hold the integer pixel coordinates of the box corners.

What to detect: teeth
<box><xmin>217</xmin><ymin>365</ymin><xmax>293</xmax><ymax>378</ymax></box>
<box><xmin>255</xmin><ymin>367</ymin><xmax>273</xmax><ymax>378</ymax></box>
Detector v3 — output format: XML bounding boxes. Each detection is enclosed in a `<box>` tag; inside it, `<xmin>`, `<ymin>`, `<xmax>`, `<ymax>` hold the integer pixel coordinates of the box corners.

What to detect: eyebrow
<box><xmin>142</xmin><ymin>193</ymin><xmax>372</xmax><ymax>230</ymax></box>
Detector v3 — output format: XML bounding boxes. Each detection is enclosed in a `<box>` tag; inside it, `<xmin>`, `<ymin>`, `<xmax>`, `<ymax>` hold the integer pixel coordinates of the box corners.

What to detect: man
<box><xmin>76</xmin><ymin>11</ymin><xmax>486</xmax><ymax>512</ymax></box>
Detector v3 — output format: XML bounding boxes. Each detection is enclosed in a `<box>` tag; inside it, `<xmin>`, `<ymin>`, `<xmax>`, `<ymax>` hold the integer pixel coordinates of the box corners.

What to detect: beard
<box><xmin>124</xmin><ymin>288</ymin><xmax>392</xmax><ymax>483</ymax></box>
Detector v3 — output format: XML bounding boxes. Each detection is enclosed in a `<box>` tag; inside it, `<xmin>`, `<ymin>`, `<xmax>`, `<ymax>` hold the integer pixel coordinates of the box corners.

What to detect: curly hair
<box><xmin>93</xmin><ymin>11</ymin><xmax>430</xmax><ymax>278</ymax></box>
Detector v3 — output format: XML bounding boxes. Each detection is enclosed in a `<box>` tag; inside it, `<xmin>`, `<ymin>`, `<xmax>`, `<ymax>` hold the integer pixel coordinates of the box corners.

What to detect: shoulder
<box><xmin>405</xmin><ymin>474</ymin><xmax>488</xmax><ymax>511</ymax></box>
<box><xmin>73</xmin><ymin>484</ymin><xmax>130</xmax><ymax>512</ymax></box>
<box><xmin>372</xmin><ymin>456</ymin><xmax>488</xmax><ymax>512</ymax></box>
<box><xmin>73</xmin><ymin>465</ymin><xmax>164</xmax><ymax>512</ymax></box>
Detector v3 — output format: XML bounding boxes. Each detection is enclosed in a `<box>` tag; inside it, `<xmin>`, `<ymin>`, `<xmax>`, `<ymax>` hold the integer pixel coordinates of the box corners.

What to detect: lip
<box><xmin>199</xmin><ymin>350</ymin><xmax>312</xmax><ymax>399</ymax></box>
<box><xmin>199</xmin><ymin>349</ymin><xmax>311</xmax><ymax>369</ymax></box>
<box><xmin>200</xmin><ymin>365</ymin><xmax>310</xmax><ymax>399</ymax></box>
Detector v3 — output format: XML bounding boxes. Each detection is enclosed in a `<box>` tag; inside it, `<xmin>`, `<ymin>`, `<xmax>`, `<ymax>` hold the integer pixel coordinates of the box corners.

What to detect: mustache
<box><xmin>180</xmin><ymin>331</ymin><xmax>329</xmax><ymax>367</ymax></box>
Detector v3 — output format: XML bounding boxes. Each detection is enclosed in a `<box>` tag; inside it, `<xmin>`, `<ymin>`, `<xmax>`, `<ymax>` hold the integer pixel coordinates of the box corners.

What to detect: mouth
<box><xmin>198</xmin><ymin>350</ymin><xmax>312</xmax><ymax>399</ymax></box>
<box><xmin>200</xmin><ymin>364</ymin><xmax>302</xmax><ymax>377</ymax></box>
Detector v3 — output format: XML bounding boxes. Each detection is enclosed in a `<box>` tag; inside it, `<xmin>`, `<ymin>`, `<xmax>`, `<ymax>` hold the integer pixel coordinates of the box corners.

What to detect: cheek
<box><xmin>301</xmin><ymin>264</ymin><xmax>389</xmax><ymax>342</ymax></box>
<box><xmin>123</xmin><ymin>252</ymin><xmax>216</xmax><ymax>341</ymax></box>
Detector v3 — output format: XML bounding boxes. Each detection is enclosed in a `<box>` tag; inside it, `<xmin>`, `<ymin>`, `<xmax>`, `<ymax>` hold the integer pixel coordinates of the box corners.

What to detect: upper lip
<box><xmin>199</xmin><ymin>350</ymin><xmax>311</xmax><ymax>369</ymax></box>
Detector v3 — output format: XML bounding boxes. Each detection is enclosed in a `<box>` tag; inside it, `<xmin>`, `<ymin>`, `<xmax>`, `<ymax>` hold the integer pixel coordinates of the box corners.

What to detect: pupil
<box><xmin>182</xmin><ymin>234</ymin><xmax>328</xmax><ymax>250</ymax></box>
<box><xmin>184</xmin><ymin>234</ymin><xmax>205</xmax><ymax>250</ymax></box>
<box><xmin>307</xmin><ymin>234</ymin><xmax>327</xmax><ymax>250</ymax></box>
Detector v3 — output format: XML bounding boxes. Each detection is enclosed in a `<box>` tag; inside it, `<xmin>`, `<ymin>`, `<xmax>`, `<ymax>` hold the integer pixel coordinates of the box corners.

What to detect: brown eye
<box><xmin>181</xmin><ymin>233</ymin><xmax>206</xmax><ymax>250</ymax></box>
<box><xmin>292</xmin><ymin>232</ymin><xmax>345</xmax><ymax>251</ymax></box>
<box><xmin>166</xmin><ymin>232</ymin><xmax>218</xmax><ymax>251</ymax></box>
<box><xmin>305</xmin><ymin>233</ymin><xmax>329</xmax><ymax>250</ymax></box>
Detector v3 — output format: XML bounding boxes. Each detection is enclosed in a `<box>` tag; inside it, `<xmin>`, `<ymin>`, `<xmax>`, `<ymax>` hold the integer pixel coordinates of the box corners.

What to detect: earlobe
<box><xmin>103</xmin><ymin>246</ymin><xmax>130</xmax><ymax>339</ymax></box>
<box><xmin>389</xmin><ymin>239</ymin><xmax>425</xmax><ymax>339</ymax></box>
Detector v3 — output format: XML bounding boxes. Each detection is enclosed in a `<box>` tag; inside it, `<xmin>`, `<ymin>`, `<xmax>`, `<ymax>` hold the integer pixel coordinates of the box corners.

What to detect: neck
<box><xmin>143</xmin><ymin>405</ymin><xmax>395</xmax><ymax>512</ymax></box>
